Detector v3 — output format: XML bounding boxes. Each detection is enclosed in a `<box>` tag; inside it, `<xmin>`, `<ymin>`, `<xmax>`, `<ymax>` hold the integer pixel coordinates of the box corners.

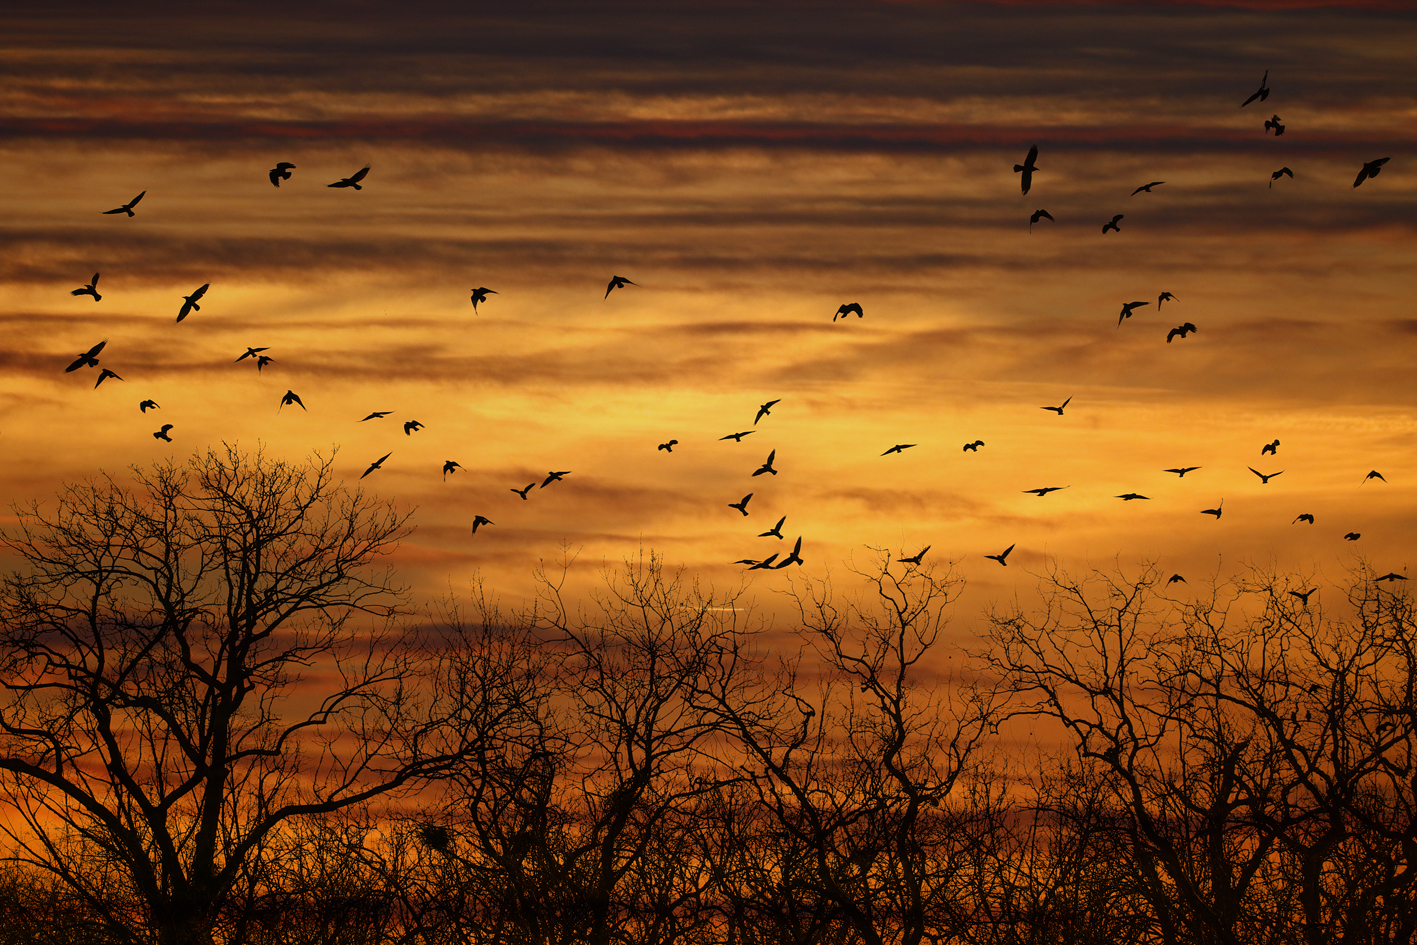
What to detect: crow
<box><xmin>1029</xmin><ymin>209</ymin><xmax>1053</xmax><ymax>229</ymax></box>
<box><xmin>269</xmin><ymin>162</ymin><xmax>295</xmax><ymax>186</ymax></box>
<box><xmin>721</xmin><ymin>431</ymin><xmax>754</xmax><ymax>442</ymax></box>
<box><xmin>759</xmin><ymin>516</ymin><xmax>785</xmax><ymax>539</ymax></box>
<box><xmin>881</xmin><ymin>444</ymin><xmax>916</xmax><ymax>455</ymax></box>
<box><xmin>1293</xmin><ymin>513</ymin><xmax>1314</xmax><ymax>524</ymax></box>
<box><xmin>102</xmin><ymin>191</ymin><xmax>145</xmax><ymax>217</ymax></box>
<box><xmin>511</xmin><ymin>483</ymin><xmax>535</xmax><ymax>500</ymax></box>
<box><xmin>542</xmin><ymin>471</ymin><xmax>570</xmax><ymax>488</ymax></box>
<box><xmin>755</xmin><ymin>399</ymin><xmax>780</xmax><ymax>424</ymax></box>
<box><xmin>1248</xmin><ymin>467</ymin><xmax>1282</xmax><ymax>484</ymax></box>
<box><xmin>443</xmin><ymin>461</ymin><xmax>461</xmax><ymax>480</ymax></box>
<box><xmin>1041</xmin><ymin>396</ymin><xmax>1072</xmax><ymax>415</ymax></box>
<box><xmin>1354</xmin><ymin>158</ymin><xmax>1389</xmax><ymax>188</ymax></box>
<box><xmin>404</xmin><ymin>420</ymin><xmax>424</xmax><ymax>436</ymax></box>
<box><xmin>1102</xmin><ymin>214</ymin><xmax>1124</xmax><ymax>234</ymax></box>
<box><xmin>1164</xmin><ymin>467</ymin><xmax>1200</xmax><ymax>477</ymax></box>
<box><xmin>329</xmin><ymin>167</ymin><xmax>370</xmax><ymax>189</ymax></box>
<box><xmin>71</xmin><ymin>273</ymin><xmax>101</xmax><ymax>301</ymax></box>
<box><xmin>900</xmin><ymin>545</ymin><xmax>930</xmax><ymax>565</ymax></box>
<box><xmin>65</xmin><ymin>340</ymin><xmax>107</xmax><ymax>373</ymax></box>
<box><xmin>1241</xmin><ymin>70</ymin><xmax>1270</xmax><ymax>107</ymax></box>
<box><xmin>1201</xmin><ymin>501</ymin><xmax>1223</xmax><ymax>519</ymax></box>
<box><xmin>1166</xmin><ymin>322</ymin><xmax>1198</xmax><ymax>343</ymax></box>
<box><xmin>1131</xmin><ymin>182</ymin><xmax>1164</xmax><ymax>195</ymax></box>
<box><xmin>1014</xmin><ymin>146</ymin><xmax>1039</xmax><ymax>195</ymax></box>
<box><xmin>139</xmin><ymin>399</ymin><xmax>159</xmax><ymax>413</ymax></box>
<box><xmin>152</xmin><ymin>424</ymin><xmax>173</xmax><ymax>442</ymax></box>
<box><xmin>963</xmin><ymin>440</ymin><xmax>985</xmax><ymax>452</ymax></box>
<box><xmin>605</xmin><ymin>275</ymin><xmax>637</xmax><ymax>298</ymax></box>
<box><xmin>470</xmin><ymin>287</ymin><xmax>497</xmax><ymax>312</ymax></box>
<box><xmin>471</xmin><ymin>515</ymin><xmax>493</xmax><ymax>535</ymax></box>
<box><xmin>361</xmin><ymin>411</ymin><xmax>393</xmax><ymax>421</ymax></box>
<box><xmin>834</xmin><ymin>302</ymin><xmax>864</xmax><ymax>321</ymax></box>
<box><xmin>177</xmin><ymin>284</ymin><xmax>209</xmax><ymax>323</ymax></box>
<box><xmin>360</xmin><ymin>453</ymin><xmax>391</xmax><ymax>479</ymax></box>
<box><xmin>1270</xmin><ymin>167</ymin><xmax>1293</xmax><ymax>187</ymax></box>
<box><xmin>728</xmin><ymin>493</ymin><xmax>753</xmax><ymax>516</ymax></box>
<box><xmin>752</xmin><ymin>450</ymin><xmax>778</xmax><ymax>477</ymax></box>
<box><xmin>985</xmin><ymin>544</ymin><xmax>1015</xmax><ymax>566</ymax></box>
<box><xmin>658</xmin><ymin>440</ymin><xmax>678</xmax><ymax>452</ymax></box>
<box><xmin>279</xmin><ymin>390</ymin><xmax>306</xmax><ymax>411</ymax></box>
<box><xmin>95</xmin><ymin>368</ymin><xmax>122</xmax><ymax>388</ymax></box>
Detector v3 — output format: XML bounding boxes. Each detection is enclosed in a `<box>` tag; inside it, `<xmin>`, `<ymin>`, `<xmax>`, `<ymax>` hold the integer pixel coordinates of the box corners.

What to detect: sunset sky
<box><xmin>1</xmin><ymin>0</ymin><xmax>1413</xmax><ymax>619</ymax></box>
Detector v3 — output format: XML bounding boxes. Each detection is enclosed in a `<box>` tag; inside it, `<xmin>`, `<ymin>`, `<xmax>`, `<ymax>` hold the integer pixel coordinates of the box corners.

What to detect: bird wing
<box><xmin>129</xmin><ymin>191</ymin><xmax>145</xmax><ymax>207</ymax></box>
<box><xmin>1025</xmin><ymin>145</ymin><xmax>1037</xmax><ymax>166</ymax></box>
<box><xmin>766</xmin><ymin>449</ymin><xmax>775</xmax><ymax>464</ymax></box>
<box><xmin>1000</xmin><ymin>544</ymin><xmax>1014</xmax><ymax>558</ymax></box>
<box><xmin>1167</xmin><ymin>327</ymin><xmax>1180</xmax><ymax>343</ymax></box>
<box><xmin>270</xmin><ymin>167</ymin><xmax>281</xmax><ymax>186</ymax></box>
<box><xmin>1060</xmin><ymin>396</ymin><xmax>1071</xmax><ymax>409</ymax></box>
<box><xmin>349</xmin><ymin>167</ymin><xmax>370</xmax><ymax>183</ymax></box>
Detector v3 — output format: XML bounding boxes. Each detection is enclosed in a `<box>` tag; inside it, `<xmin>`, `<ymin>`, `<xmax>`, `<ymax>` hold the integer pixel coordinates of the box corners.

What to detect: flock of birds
<box><xmin>56</xmin><ymin>73</ymin><xmax>1405</xmax><ymax>583</ymax></box>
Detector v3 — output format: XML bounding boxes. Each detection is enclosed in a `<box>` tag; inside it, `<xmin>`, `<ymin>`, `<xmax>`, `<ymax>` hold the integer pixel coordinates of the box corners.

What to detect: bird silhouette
<box><xmin>470</xmin><ymin>287</ymin><xmax>497</xmax><ymax>312</ymax></box>
<box><xmin>746</xmin><ymin>554</ymin><xmax>780</xmax><ymax>570</ymax></box>
<box><xmin>1241</xmin><ymin>71</ymin><xmax>1270</xmax><ymax>107</ymax></box>
<box><xmin>510</xmin><ymin>483</ymin><xmax>535</xmax><ymax>500</ymax></box>
<box><xmin>1117</xmin><ymin>300</ymin><xmax>1150</xmax><ymax>326</ymax></box>
<box><xmin>1029</xmin><ymin>209</ymin><xmax>1053</xmax><ymax>230</ymax></box>
<box><xmin>752</xmin><ymin>450</ymin><xmax>778</xmax><ymax>476</ymax></box>
<box><xmin>881</xmin><ymin>444</ymin><xmax>916</xmax><ymax>455</ymax></box>
<box><xmin>443</xmin><ymin>460</ymin><xmax>461</xmax><ymax>480</ymax></box>
<box><xmin>760</xmin><ymin>516</ymin><xmax>785</xmax><ymax>539</ymax></box>
<box><xmin>1166</xmin><ymin>323</ymin><xmax>1198</xmax><ymax>343</ymax></box>
<box><xmin>1354</xmin><ymin>158</ymin><xmax>1390</xmax><ymax>188</ymax></box>
<box><xmin>256</xmin><ymin>355</ymin><xmax>274</xmax><ymax>371</ymax></box>
<box><xmin>1264</xmin><ymin>114</ymin><xmax>1285</xmax><ymax>135</ymax></box>
<box><xmin>605</xmin><ymin>275</ymin><xmax>636</xmax><ymax>298</ymax></box>
<box><xmin>1157</xmin><ymin>292</ymin><xmax>1176</xmax><ymax>309</ymax></box>
<box><xmin>65</xmin><ymin>339</ymin><xmax>106</xmax><ymax>373</ymax></box>
<box><xmin>755</xmin><ymin>399</ymin><xmax>780</xmax><ymax>424</ymax></box>
<box><xmin>1014</xmin><ymin>146</ymin><xmax>1039</xmax><ymax>195</ymax></box>
<box><xmin>471</xmin><ymin>515</ymin><xmax>493</xmax><ymax>535</ymax></box>
<box><xmin>900</xmin><ymin>545</ymin><xmax>930</xmax><ymax>565</ymax></box>
<box><xmin>71</xmin><ymin>273</ymin><xmax>101</xmax><ymax>301</ymax></box>
<box><xmin>1023</xmin><ymin>486</ymin><xmax>1067</xmax><ymax>496</ymax></box>
<box><xmin>834</xmin><ymin>302</ymin><xmax>864</xmax><ymax>322</ymax></box>
<box><xmin>152</xmin><ymin>424</ymin><xmax>173</xmax><ymax>442</ymax></box>
<box><xmin>360</xmin><ymin>452</ymin><xmax>392</xmax><ymax>479</ymax></box>
<box><xmin>1376</xmin><ymin>573</ymin><xmax>1407</xmax><ymax>583</ymax></box>
<box><xmin>1248</xmin><ymin>467</ymin><xmax>1282</xmax><ymax>484</ymax></box>
<box><xmin>1269</xmin><ymin>167</ymin><xmax>1293</xmax><ymax>187</ymax></box>
<box><xmin>1363</xmin><ymin>470</ymin><xmax>1386</xmax><ymax>483</ymax></box>
<box><xmin>1289</xmin><ymin>588</ymin><xmax>1317</xmax><ymax>606</ymax></box>
<box><xmin>963</xmin><ymin>440</ymin><xmax>985</xmax><ymax>452</ymax></box>
<box><xmin>102</xmin><ymin>191</ymin><xmax>145</xmax><ymax>216</ymax></box>
<box><xmin>1131</xmin><ymin>182</ymin><xmax>1164</xmax><ymax>195</ymax></box>
<box><xmin>328</xmin><ymin>167</ymin><xmax>370</xmax><ymax>189</ymax></box>
<box><xmin>1344</xmin><ymin>533</ymin><xmax>1361</xmax><ymax>541</ymax></box>
<box><xmin>279</xmin><ymin>390</ymin><xmax>305</xmax><ymax>411</ymax></box>
<box><xmin>1293</xmin><ymin>513</ymin><xmax>1314</xmax><ymax>524</ymax></box>
<box><xmin>269</xmin><ymin>162</ymin><xmax>295</xmax><ymax>187</ymax></box>
<box><xmin>1164</xmin><ymin>466</ymin><xmax>1200</xmax><ymax>477</ymax></box>
<box><xmin>1041</xmin><ymin>396</ymin><xmax>1072</xmax><ymax>415</ymax></box>
<box><xmin>1101</xmin><ymin>215</ymin><xmax>1124</xmax><ymax>234</ymax></box>
<box><xmin>404</xmin><ymin>420</ymin><xmax>424</xmax><ymax>436</ymax></box>
<box><xmin>1168</xmin><ymin>574</ymin><xmax>1187</xmax><ymax>585</ymax></box>
<box><xmin>360</xmin><ymin>411</ymin><xmax>392</xmax><ymax>421</ymax></box>
<box><xmin>728</xmin><ymin>493</ymin><xmax>753</xmax><ymax>516</ymax></box>
<box><xmin>775</xmin><ymin>536</ymin><xmax>804</xmax><ymax>568</ymax></box>
<box><xmin>1261</xmin><ymin>439</ymin><xmax>1279</xmax><ymax>456</ymax></box>
<box><xmin>735</xmin><ymin>555</ymin><xmax>774</xmax><ymax>569</ymax></box>
<box><xmin>658</xmin><ymin>440</ymin><xmax>678</xmax><ymax>452</ymax></box>
<box><xmin>1201</xmin><ymin>500</ymin><xmax>1223</xmax><ymax>519</ymax></box>
<box><xmin>721</xmin><ymin>431</ymin><xmax>754</xmax><ymax>442</ymax></box>
<box><xmin>542</xmin><ymin>471</ymin><xmax>570</xmax><ymax>488</ymax></box>
<box><xmin>235</xmin><ymin>346</ymin><xmax>269</xmax><ymax>362</ymax></box>
<box><xmin>985</xmin><ymin>543</ymin><xmax>1015</xmax><ymax>566</ymax></box>
<box><xmin>1116</xmin><ymin>493</ymin><xmax>1150</xmax><ymax>501</ymax></box>
<box><xmin>94</xmin><ymin>368</ymin><xmax>122</xmax><ymax>388</ymax></box>
<box><xmin>176</xmin><ymin>283</ymin><xmax>209</xmax><ymax>322</ymax></box>
<box><xmin>139</xmin><ymin>399</ymin><xmax>159</xmax><ymax>413</ymax></box>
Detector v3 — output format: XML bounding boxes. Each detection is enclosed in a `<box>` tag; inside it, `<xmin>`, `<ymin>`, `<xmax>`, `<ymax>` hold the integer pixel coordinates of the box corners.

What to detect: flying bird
<box><xmin>736</xmin><ymin>555</ymin><xmax>776</xmax><ymax>569</ymax></box>
<box><xmin>443</xmin><ymin>461</ymin><xmax>461</xmax><ymax>480</ymax></box>
<box><xmin>470</xmin><ymin>287</ymin><xmax>497</xmax><ymax>312</ymax></box>
<box><xmin>541</xmin><ymin>471</ymin><xmax>570</xmax><ymax>488</ymax></box>
<box><xmin>360</xmin><ymin>452</ymin><xmax>392</xmax><ymax>479</ymax></box>
<box><xmin>139</xmin><ymin>399</ymin><xmax>159</xmax><ymax>413</ymax></box>
<box><xmin>1116</xmin><ymin>493</ymin><xmax>1150</xmax><ymax>501</ymax></box>
<box><xmin>1118</xmin><ymin>300</ymin><xmax>1150</xmax><ymax>326</ymax></box>
<box><xmin>1131</xmin><ymin>182</ymin><xmax>1164</xmax><ymax>195</ymax></box>
<box><xmin>752</xmin><ymin>450</ymin><xmax>778</xmax><ymax>476</ymax></box>
<box><xmin>881</xmin><ymin>444</ymin><xmax>916</xmax><ymax>455</ymax></box>
<box><xmin>985</xmin><ymin>544</ymin><xmax>1015</xmax><ymax>567</ymax></box>
<box><xmin>1376</xmin><ymin>573</ymin><xmax>1407</xmax><ymax>583</ymax></box>
<box><xmin>1157</xmin><ymin>292</ymin><xmax>1176</xmax><ymax>309</ymax></box>
<box><xmin>658</xmin><ymin>440</ymin><xmax>678</xmax><ymax>452</ymax></box>
<box><xmin>65</xmin><ymin>339</ymin><xmax>107</xmax><ymax>373</ymax></box>
<box><xmin>1270</xmin><ymin>167</ymin><xmax>1293</xmax><ymax>187</ymax></box>
<box><xmin>834</xmin><ymin>303</ymin><xmax>864</xmax><ymax>322</ymax></box>
<box><xmin>269</xmin><ymin>162</ymin><xmax>295</xmax><ymax>187</ymax></box>
<box><xmin>235</xmin><ymin>347</ymin><xmax>269</xmax><ymax>362</ymax></box>
<box><xmin>1289</xmin><ymin>588</ymin><xmax>1317</xmax><ymax>606</ymax></box>
<box><xmin>1258</xmin><ymin>440</ymin><xmax>1280</xmax><ymax>456</ymax></box>
<box><xmin>1041</xmin><ymin>396</ymin><xmax>1072</xmax><ymax>415</ymax></box>
<box><xmin>1201</xmin><ymin>500</ymin><xmax>1223</xmax><ymax>519</ymax></box>
<box><xmin>510</xmin><ymin>483</ymin><xmax>535</xmax><ymax>500</ymax></box>
<box><xmin>71</xmin><ymin>273</ymin><xmax>101</xmax><ymax>301</ymax></box>
<box><xmin>1354</xmin><ymin>158</ymin><xmax>1390</xmax><ymax>188</ymax></box>
<box><xmin>1029</xmin><ymin>209</ymin><xmax>1053</xmax><ymax>229</ymax></box>
<box><xmin>152</xmin><ymin>424</ymin><xmax>173</xmax><ymax>442</ymax></box>
<box><xmin>721</xmin><ymin>431</ymin><xmax>754</xmax><ymax>442</ymax></box>
<box><xmin>900</xmin><ymin>545</ymin><xmax>930</xmax><ymax>565</ymax></box>
<box><xmin>360</xmin><ymin>411</ymin><xmax>392</xmax><ymax>421</ymax></box>
<box><xmin>605</xmin><ymin>275</ymin><xmax>636</xmax><ymax>298</ymax></box>
<box><xmin>176</xmin><ymin>283</ymin><xmax>209</xmax><ymax>322</ymax></box>
<box><xmin>1164</xmin><ymin>466</ymin><xmax>1200</xmax><ymax>477</ymax></box>
<box><xmin>404</xmin><ymin>420</ymin><xmax>424</xmax><ymax>436</ymax></box>
<box><xmin>1248</xmin><ymin>467</ymin><xmax>1282</xmax><ymax>484</ymax></box>
<box><xmin>1293</xmin><ymin>513</ymin><xmax>1314</xmax><ymax>524</ymax></box>
<box><xmin>759</xmin><ymin>516</ymin><xmax>785</xmax><ymax>539</ymax></box>
<box><xmin>279</xmin><ymin>390</ymin><xmax>305</xmax><ymax>411</ymax></box>
<box><xmin>963</xmin><ymin>440</ymin><xmax>985</xmax><ymax>452</ymax></box>
<box><xmin>1363</xmin><ymin>470</ymin><xmax>1386</xmax><ymax>483</ymax></box>
<box><xmin>1264</xmin><ymin>114</ymin><xmax>1285</xmax><ymax>135</ymax></box>
<box><xmin>1101</xmin><ymin>215</ymin><xmax>1124</xmax><ymax>234</ymax></box>
<box><xmin>775</xmin><ymin>536</ymin><xmax>804</xmax><ymax>569</ymax></box>
<box><xmin>1166</xmin><ymin>323</ymin><xmax>1198</xmax><ymax>343</ymax></box>
<box><xmin>471</xmin><ymin>515</ymin><xmax>493</xmax><ymax>535</ymax></box>
<box><xmin>1168</xmin><ymin>574</ymin><xmax>1187</xmax><ymax>585</ymax></box>
<box><xmin>755</xmin><ymin>400</ymin><xmax>780</xmax><ymax>424</ymax></box>
<box><xmin>1344</xmin><ymin>533</ymin><xmax>1361</xmax><ymax>541</ymax></box>
<box><xmin>328</xmin><ymin>167</ymin><xmax>370</xmax><ymax>189</ymax></box>
<box><xmin>728</xmin><ymin>493</ymin><xmax>753</xmax><ymax>516</ymax></box>
<box><xmin>94</xmin><ymin>368</ymin><xmax>122</xmax><ymax>388</ymax></box>
<box><xmin>1023</xmin><ymin>486</ymin><xmax>1067</xmax><ymax>497</ymax></box>
<box><xmin>102</xmin><ymin>191</ymin><xmax>145</xmax><ymax>217</ymax></box>
<box><xmin>1241</xmin><ymin>71</ymin><xmax>1270</xmax><ymax>108</ymax></box>
<box><xmin>256</xmin><ymin>355</ymin><xmax>274</xmax><ymax>371</ymax></box>
<box><xmin>1014</xmin><ymin>146</ymin><xmax>1039</xmax><ymax>195</ymax></box>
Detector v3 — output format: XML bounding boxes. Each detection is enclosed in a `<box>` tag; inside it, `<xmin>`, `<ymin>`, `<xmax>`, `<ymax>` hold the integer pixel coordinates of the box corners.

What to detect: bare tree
<box><xmin>0</xmin><ymin>445</ymin><xmax>490</xmax><ymax>945</ymax></box>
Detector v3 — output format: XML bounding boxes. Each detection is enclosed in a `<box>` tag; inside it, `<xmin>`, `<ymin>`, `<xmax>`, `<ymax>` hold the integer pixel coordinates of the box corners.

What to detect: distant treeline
<box><xmin>0</xmin><ymin>448</ymin><xmax>1412</xmax><ymax>945</ymax></box>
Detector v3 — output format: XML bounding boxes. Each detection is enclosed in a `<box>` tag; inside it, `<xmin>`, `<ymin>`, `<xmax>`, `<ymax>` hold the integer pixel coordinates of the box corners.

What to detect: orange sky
<box><xmin>0</xmin><ymin>0</ymin><xmax>1413</xmax><ymax>625</ymax></box>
